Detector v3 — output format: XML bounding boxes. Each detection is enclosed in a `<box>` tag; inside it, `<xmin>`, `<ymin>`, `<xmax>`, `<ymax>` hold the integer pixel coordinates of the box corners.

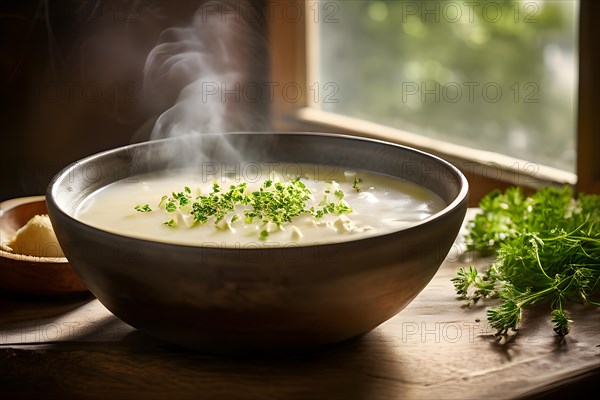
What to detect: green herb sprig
<box><xmin>452</xmin><ymin>186</ymin><xmax>600</xmax><ymax>337</ymax></box>
<box><xmin>134</xmin><ymin>204</ymin><xmax>152</xmax><ymax>213</ymax></box>
<box><xmin>353</xmin><ymin>177</ymin><xmax>362</xmax><ymax>192</ymax></box>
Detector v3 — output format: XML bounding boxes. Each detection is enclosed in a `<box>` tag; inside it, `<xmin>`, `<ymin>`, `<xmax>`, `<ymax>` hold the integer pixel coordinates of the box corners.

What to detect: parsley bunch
<box><xmin>452</xmin><ymin>186</ymin><xmax>600</xmax><ymax>337</ymax></box>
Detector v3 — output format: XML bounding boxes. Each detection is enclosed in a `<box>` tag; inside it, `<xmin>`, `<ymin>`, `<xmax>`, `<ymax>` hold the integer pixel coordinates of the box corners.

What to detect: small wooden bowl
<box><xmin>0</xmin><ymin>196</ymin><xmax>88</xmax><ymax>295</ymax></box>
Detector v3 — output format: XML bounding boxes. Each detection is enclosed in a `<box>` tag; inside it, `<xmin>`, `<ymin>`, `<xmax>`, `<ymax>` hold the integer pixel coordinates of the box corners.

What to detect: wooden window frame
<box><xmin>268</xmin><ymin>0</ymin><xmax>599</xmax><ymax>205</ymax></box>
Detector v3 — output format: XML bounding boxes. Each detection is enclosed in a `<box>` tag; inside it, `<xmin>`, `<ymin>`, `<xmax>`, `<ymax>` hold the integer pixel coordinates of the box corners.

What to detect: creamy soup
<box><xmin>75</xmin><ymin>164</ymin><xmax>446</xmax><ymax>247</ymax></box>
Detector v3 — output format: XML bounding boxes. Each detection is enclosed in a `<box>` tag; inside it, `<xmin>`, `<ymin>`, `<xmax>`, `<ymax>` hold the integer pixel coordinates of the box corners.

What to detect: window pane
<box><xmin>318</xmin><ymin>0</ymin><xmax>578</xmax><ymax>172</ymax></box>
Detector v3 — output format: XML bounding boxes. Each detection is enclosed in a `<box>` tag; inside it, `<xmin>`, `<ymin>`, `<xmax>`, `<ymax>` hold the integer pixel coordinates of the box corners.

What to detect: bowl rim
<box><xmin>46</xmin><ymin>131</ymin><xmax>469</xmax><ymax>251</ymax></box>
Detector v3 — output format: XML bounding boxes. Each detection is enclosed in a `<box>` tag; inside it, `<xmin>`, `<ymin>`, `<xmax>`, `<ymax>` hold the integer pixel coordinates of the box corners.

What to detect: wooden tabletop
<box><xmin>1</xmin><ymin>209</ymin><xmax>598</xmax><ymax>399</ymax></box>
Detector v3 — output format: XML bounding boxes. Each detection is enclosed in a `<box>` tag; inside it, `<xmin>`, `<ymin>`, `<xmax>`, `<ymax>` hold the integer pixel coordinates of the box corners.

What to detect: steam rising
<box><xmin>135</xmin><ymin>1</ymin><xmax>269</xmax><ymax>168</ymax></box>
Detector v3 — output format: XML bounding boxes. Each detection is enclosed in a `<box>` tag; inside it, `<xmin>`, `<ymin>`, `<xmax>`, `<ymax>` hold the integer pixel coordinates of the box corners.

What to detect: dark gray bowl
<box><xmin>46</xmin><ymin>132</ymin><xmax>468</xmax><ymax>354</ymax></box>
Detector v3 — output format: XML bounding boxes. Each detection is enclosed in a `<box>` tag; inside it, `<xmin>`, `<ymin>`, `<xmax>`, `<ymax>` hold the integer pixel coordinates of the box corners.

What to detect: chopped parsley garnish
<box><xmin>134</xmin><ymin>204</ymin><xmax>152</xmax><ymax>213</ymax></box>
<box><xmin>157</xmin><ymin>196</ymin><xmax>168</xmax><ymax>208</ymax></box>
<box><xmin>133</xmin><ymin>177</ymin><xmax>353</xmax><ymax>238</ymax></box>
<box><xmin>452</xmin><ymin>186</ymin><xmax>600</xmax><ymax>337</ymax></box>
<box><xmin>164</xmin><ymin>219</ymin><xmax>176</xmax><ymax>227</ymax></box>
<box><xmin>353</xmin><ymin>177</ymin><xmax>362</xmax><ymax>192</ymax></box>
<box><xmin>165</xmin><ymin>202</ymin><xmax>177</xmax><ymax>213</ymax></box>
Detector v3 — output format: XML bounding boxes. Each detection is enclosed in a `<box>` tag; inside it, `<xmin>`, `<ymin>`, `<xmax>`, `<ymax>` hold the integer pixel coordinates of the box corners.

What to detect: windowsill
<box><xmin>275</xmin><ymin>106</ymin><xmax>577</xmax><ymax>190</ymax></box>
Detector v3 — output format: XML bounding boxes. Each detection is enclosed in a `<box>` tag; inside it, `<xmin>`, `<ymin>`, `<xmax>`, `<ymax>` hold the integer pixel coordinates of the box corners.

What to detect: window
<box><xmin>269</xmin><ymin>0</ymin><xmax>598</xmax><ymax>203</ymax></box>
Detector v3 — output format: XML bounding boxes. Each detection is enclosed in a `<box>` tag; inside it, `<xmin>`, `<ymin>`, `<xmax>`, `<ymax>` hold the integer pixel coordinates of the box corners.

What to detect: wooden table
<box><xmin>1</xmin><ymin>210</ymin><xmax>598</xmax><ymax>399</ymax></box>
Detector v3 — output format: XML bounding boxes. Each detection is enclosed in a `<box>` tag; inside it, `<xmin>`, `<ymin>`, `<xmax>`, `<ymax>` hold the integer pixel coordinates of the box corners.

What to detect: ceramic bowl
<box><xmin>46</xmin><ymin>132</ymin><xmax>468</xmax><ymax>353</ymax></box>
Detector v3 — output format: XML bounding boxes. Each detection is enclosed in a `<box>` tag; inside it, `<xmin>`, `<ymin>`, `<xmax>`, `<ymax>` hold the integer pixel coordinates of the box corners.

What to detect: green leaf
<box><xmin>353</xmin><ymin>177</ymin><xmax>362</xmax><ymax>192</ymax></box>
<box><xmin>134</xmin><ymin>204</ymin><xmax>152</xmax><ymax>213</ymax></box>
<box><xmin>551</xmin><ymin>308</ymin><xmax>571</xmax><ymax>337</ymax></box>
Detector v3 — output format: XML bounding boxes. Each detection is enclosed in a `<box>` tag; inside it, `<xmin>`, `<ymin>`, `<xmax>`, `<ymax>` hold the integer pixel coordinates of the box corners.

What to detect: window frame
<box><xmin>268</xmin><ymin>0</ymin><xmax>598</xmax><ymax>205</ymax></box>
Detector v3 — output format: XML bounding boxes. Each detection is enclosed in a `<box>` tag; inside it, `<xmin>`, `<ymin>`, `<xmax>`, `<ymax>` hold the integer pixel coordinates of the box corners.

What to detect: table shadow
<box><xmin>0</xmin><ymin>290</ymin><xmax>94</xmax><ymax>324</ymax></box>
<box><xmin>0</xmin><ymin>328</ymin><xmax>408</xmax><ymax>400</ymax></box>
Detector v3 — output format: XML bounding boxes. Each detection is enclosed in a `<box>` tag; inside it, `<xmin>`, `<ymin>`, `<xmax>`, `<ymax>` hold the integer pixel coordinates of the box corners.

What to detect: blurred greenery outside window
<box><xmin>315</xmin><ymin>0</ymin><xmax>578</xmax><ymax>173</ymax></box>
